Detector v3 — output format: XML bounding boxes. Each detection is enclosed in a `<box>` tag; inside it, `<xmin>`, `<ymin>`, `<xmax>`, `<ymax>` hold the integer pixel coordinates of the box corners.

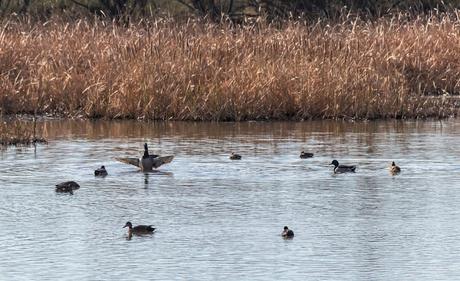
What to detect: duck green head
<box><xmin>123</xmin><ymin>221</ymin><xmax>133</xmax><ymax>229</ymax></box>
<box><xmin>330</xmin><ymin>160</ymin><xmax>339</xmax><ymax>167</ymax></box>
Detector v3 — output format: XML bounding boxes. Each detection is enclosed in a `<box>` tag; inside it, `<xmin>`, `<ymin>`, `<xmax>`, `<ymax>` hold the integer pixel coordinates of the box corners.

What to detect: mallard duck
<box><xmin>282</xmin><ymin>226</ymin><xmax>294</xmax><ymax>238</ymax></box>
<box><xmin>330</xmin><ymin>160</ymin><xmax>356</xmax><ymax>173</ymax></box>
<box><xmin>55</xmin><ymin>181</ymin><xmax>80</xmax><ymax>195</ymax></box>
<box><xmin>229</xmin><ymin>152</ymin><xmax>242</xmax><ymax>160</ymax></box>
<box><xmin>123</xmin><ymin>221</ymin><xmax>155</xmax><ymax>235</ymax></box>
<box><xmin>116</xmin><ymin>143</ymin><xmax>174</xmax><ymax>171</ymax></box>
<box><xmin>389</xmin><ymin>161</ymin><xmax>401</xmax><ymax>174</ymax></box>
<box><xmin>94</xmin><ymin>165</ymin><xmax>108</xmax><ymax>177</ymax></box>
<box><xmin>300</xmin><ymin>151</ymin><xmax>314</xmax><ymax>158</ymax></box>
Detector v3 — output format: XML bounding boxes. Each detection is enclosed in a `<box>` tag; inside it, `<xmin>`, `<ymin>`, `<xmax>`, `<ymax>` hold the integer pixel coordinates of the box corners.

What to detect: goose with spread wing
<box><xmin>116</xmin><ymin>143</ymin><xmax>174</xmax><ymax>171</ymax></box>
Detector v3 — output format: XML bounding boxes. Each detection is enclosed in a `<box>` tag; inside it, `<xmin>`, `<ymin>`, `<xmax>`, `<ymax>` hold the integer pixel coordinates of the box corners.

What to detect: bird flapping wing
<box><xmin>152</xmin><ymin>155</ymin><xmax>174</xmax><ymax>168</ymax></box>
<box><xmin>115</xmin><ymin>157</ymin><xmax>140</xmax><ymax>167</ymax></box>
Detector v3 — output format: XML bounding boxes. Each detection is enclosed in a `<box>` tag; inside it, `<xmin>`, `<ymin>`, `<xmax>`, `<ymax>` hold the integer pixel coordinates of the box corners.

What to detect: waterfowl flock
<box><xmin>54</xmin><ymin>142</ymin><xmax>402</xmax><ymax>238</ymax></box>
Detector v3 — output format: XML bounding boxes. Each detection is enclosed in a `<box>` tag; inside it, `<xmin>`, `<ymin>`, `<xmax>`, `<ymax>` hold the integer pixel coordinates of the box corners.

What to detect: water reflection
<box><xmin>9</xmin><ymin>118</ymin><xmax>453</xmax><ymax>139</ymax></box>
<box><xmin>144</xmin><ymin>172</ymin><xmax>149</xmax><ymax>186</ymax></box>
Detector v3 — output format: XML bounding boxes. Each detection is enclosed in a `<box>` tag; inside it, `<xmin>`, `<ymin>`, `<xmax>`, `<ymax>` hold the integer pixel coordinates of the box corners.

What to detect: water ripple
<box><xmin>1</xmin><ymin>120</ymin><xmax>460</xmax><ymax>280</ymax></box>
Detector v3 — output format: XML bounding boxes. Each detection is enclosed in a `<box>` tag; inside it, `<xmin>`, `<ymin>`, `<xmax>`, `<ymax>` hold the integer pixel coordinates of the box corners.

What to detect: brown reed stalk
<box><xmin>0</xmin><ymin>15</ymin><xmax>459</xmax><ymax>121</ymax></box>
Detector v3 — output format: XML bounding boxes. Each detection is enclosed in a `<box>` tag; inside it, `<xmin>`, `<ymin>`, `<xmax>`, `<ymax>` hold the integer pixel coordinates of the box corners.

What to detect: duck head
<box><xmin>391</xmin><ymin>161</ymin><xmax>396</xmax><ymax>166</ymax></box>
<box><xmin>330</xmin><ymin>160</ymin><xmax>339</xmax><ymax>167</ymax></box>
<box><xmin>123</xmin><ymin>221</ymin><xmax>133</xmax><ymax>229</ymax></box>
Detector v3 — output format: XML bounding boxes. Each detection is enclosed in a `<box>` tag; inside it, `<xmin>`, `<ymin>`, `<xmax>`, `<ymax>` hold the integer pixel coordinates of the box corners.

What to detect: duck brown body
<box><xmin>389</xmin><ymin>161</ymin><xmax>401</xmax><ymax>174</ymax></box>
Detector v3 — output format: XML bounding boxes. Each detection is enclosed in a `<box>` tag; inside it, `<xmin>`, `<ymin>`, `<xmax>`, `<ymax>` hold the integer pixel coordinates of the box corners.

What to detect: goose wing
<box><xmin>115</xmin><ymin>157</ymin><xmax>140</xmax><ymax>168</ymax></box>
<box><xmin>151</xmin><ymin>155</ymin><xmax>174</xmax><ymax>168</ymax></box>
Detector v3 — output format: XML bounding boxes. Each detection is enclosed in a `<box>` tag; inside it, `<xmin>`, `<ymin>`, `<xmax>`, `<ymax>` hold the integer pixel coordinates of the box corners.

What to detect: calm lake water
<box><xmin>1</xmin><ymin>119</ymin><xmax>460</xmax><ymax>280</ymax></box>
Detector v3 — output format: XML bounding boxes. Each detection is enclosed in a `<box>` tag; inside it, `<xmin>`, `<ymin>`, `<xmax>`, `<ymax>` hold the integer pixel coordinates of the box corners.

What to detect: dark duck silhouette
<box><xmin>229</xmin><ymin>152</ymin><xmax>242</xmax><ymax>160</ymax></box>
<box><xmin>123</xmin><ymin>221</ymin><xmax>155</xmax><ymax>236</ymax></box>
<box><xmin>55</xmin><ymin>181</ymin><xmax>80</xmax><ymax>195</ymax></box>
<box><xmin>330</xmin><ymin>160</ymin><xmax>356</xmax><ymax>173</ymax></box>
<box><xmin>282</xmin><ymin>226</ymin><xmax>294</xmax><ymax>239</ymax></box>
<box><xmin>300</xmin><ymin>151</ymin><xmax>314</xmax><ymax>158</ymax></box>
<box><xmin>94</xmin><ymin>165</ymin><xmax>108</xmax><ymax>177</ymax></box>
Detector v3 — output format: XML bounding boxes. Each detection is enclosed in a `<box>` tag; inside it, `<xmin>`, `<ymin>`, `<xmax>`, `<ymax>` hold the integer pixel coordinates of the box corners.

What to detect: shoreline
<box><xmin>2</xmin><ymin>110</ymin><xmax>458</xmax><ymax>123</ymax></box>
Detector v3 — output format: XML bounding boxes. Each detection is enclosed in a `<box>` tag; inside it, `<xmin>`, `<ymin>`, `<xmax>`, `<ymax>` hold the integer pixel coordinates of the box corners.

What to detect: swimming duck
<box><xmin>330</xmin><ymin>160</ymin><xmax>356</xmax><ymax>173</ymax></box>
<box><xmin>282</xmin><ymin>226</ymin><xmax>294</xmax><ymax>238</ymax></box>
<box><xmin>300</xmin><ymin>151</ymin><xmax>314</xmax><ymax>158</ymax></box>
<box><xmin>229</xmin><ymin>152</ymin><xmax>242</xmax><ymax>160</ymax></box>
<box><xmin>55</xmin><ymin>181</ymin><xmax>80</xmax><ymax>195</ymax></box>
<box><xmin>94</xmin><ymin>165</ymin><xmax>108</xmax><ymax>177</ymax></box>
<box><xmin>116</xmin><ymin>143</ymin><xmax>174</xmax><ymax>171</ymax></box>
<box><xmin>123</xmin><ymin>221</ymin><xmax>155</xmax><ymax>235</ymax></box>
<box><xmin>389</xmin><ymin>161</ymin><xmax>401</xmax><ymax>174</ymax></box>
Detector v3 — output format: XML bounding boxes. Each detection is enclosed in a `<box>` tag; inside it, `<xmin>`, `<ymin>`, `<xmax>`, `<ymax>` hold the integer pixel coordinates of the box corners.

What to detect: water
<box><xmin>1</xmin><ymin>120</ymin><xmax>460</xmax><ymax>280</ymax></box>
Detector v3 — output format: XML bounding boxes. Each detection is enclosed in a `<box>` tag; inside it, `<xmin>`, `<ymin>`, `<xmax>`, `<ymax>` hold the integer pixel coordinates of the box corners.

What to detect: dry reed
<box><xmin>0</xmin><ymin>15</ymin><xmax>460</xmax><ymax>121</ymax></box>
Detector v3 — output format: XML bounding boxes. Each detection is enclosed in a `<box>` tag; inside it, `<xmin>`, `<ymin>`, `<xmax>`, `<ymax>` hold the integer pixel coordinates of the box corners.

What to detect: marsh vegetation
<box><xmin>1</xmin><ymin>14</ymin><xmax>460</xmax><ymax>121</ymax></box>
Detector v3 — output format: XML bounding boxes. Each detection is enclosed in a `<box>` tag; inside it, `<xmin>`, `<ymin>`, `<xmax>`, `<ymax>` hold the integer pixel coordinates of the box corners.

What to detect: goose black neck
<box><xmin>143</xmin><ymin>143</ymin><xmax>149</xmax><ymax>158</ymax></box>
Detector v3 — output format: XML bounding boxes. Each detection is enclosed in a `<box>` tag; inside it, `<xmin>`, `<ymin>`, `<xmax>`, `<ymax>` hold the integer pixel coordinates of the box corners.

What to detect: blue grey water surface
<box><xmin>1</xmin><ymin>119</ymin><xmax>460</xmax><ymax>281</ymax></box>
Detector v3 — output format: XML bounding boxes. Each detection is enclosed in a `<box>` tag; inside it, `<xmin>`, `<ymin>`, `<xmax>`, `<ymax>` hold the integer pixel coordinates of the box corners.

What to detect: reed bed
<box><xmin>1</xmin><ymin>15</ymin><xmax>460</xmax><ymax>121</ymax></box>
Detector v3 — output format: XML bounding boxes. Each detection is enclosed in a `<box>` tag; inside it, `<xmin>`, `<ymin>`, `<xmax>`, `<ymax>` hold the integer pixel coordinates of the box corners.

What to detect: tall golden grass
<box><xmin>0</xmin><ymin>15</ymin><xmax>460</xmax><ymax>121</ymax></box>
